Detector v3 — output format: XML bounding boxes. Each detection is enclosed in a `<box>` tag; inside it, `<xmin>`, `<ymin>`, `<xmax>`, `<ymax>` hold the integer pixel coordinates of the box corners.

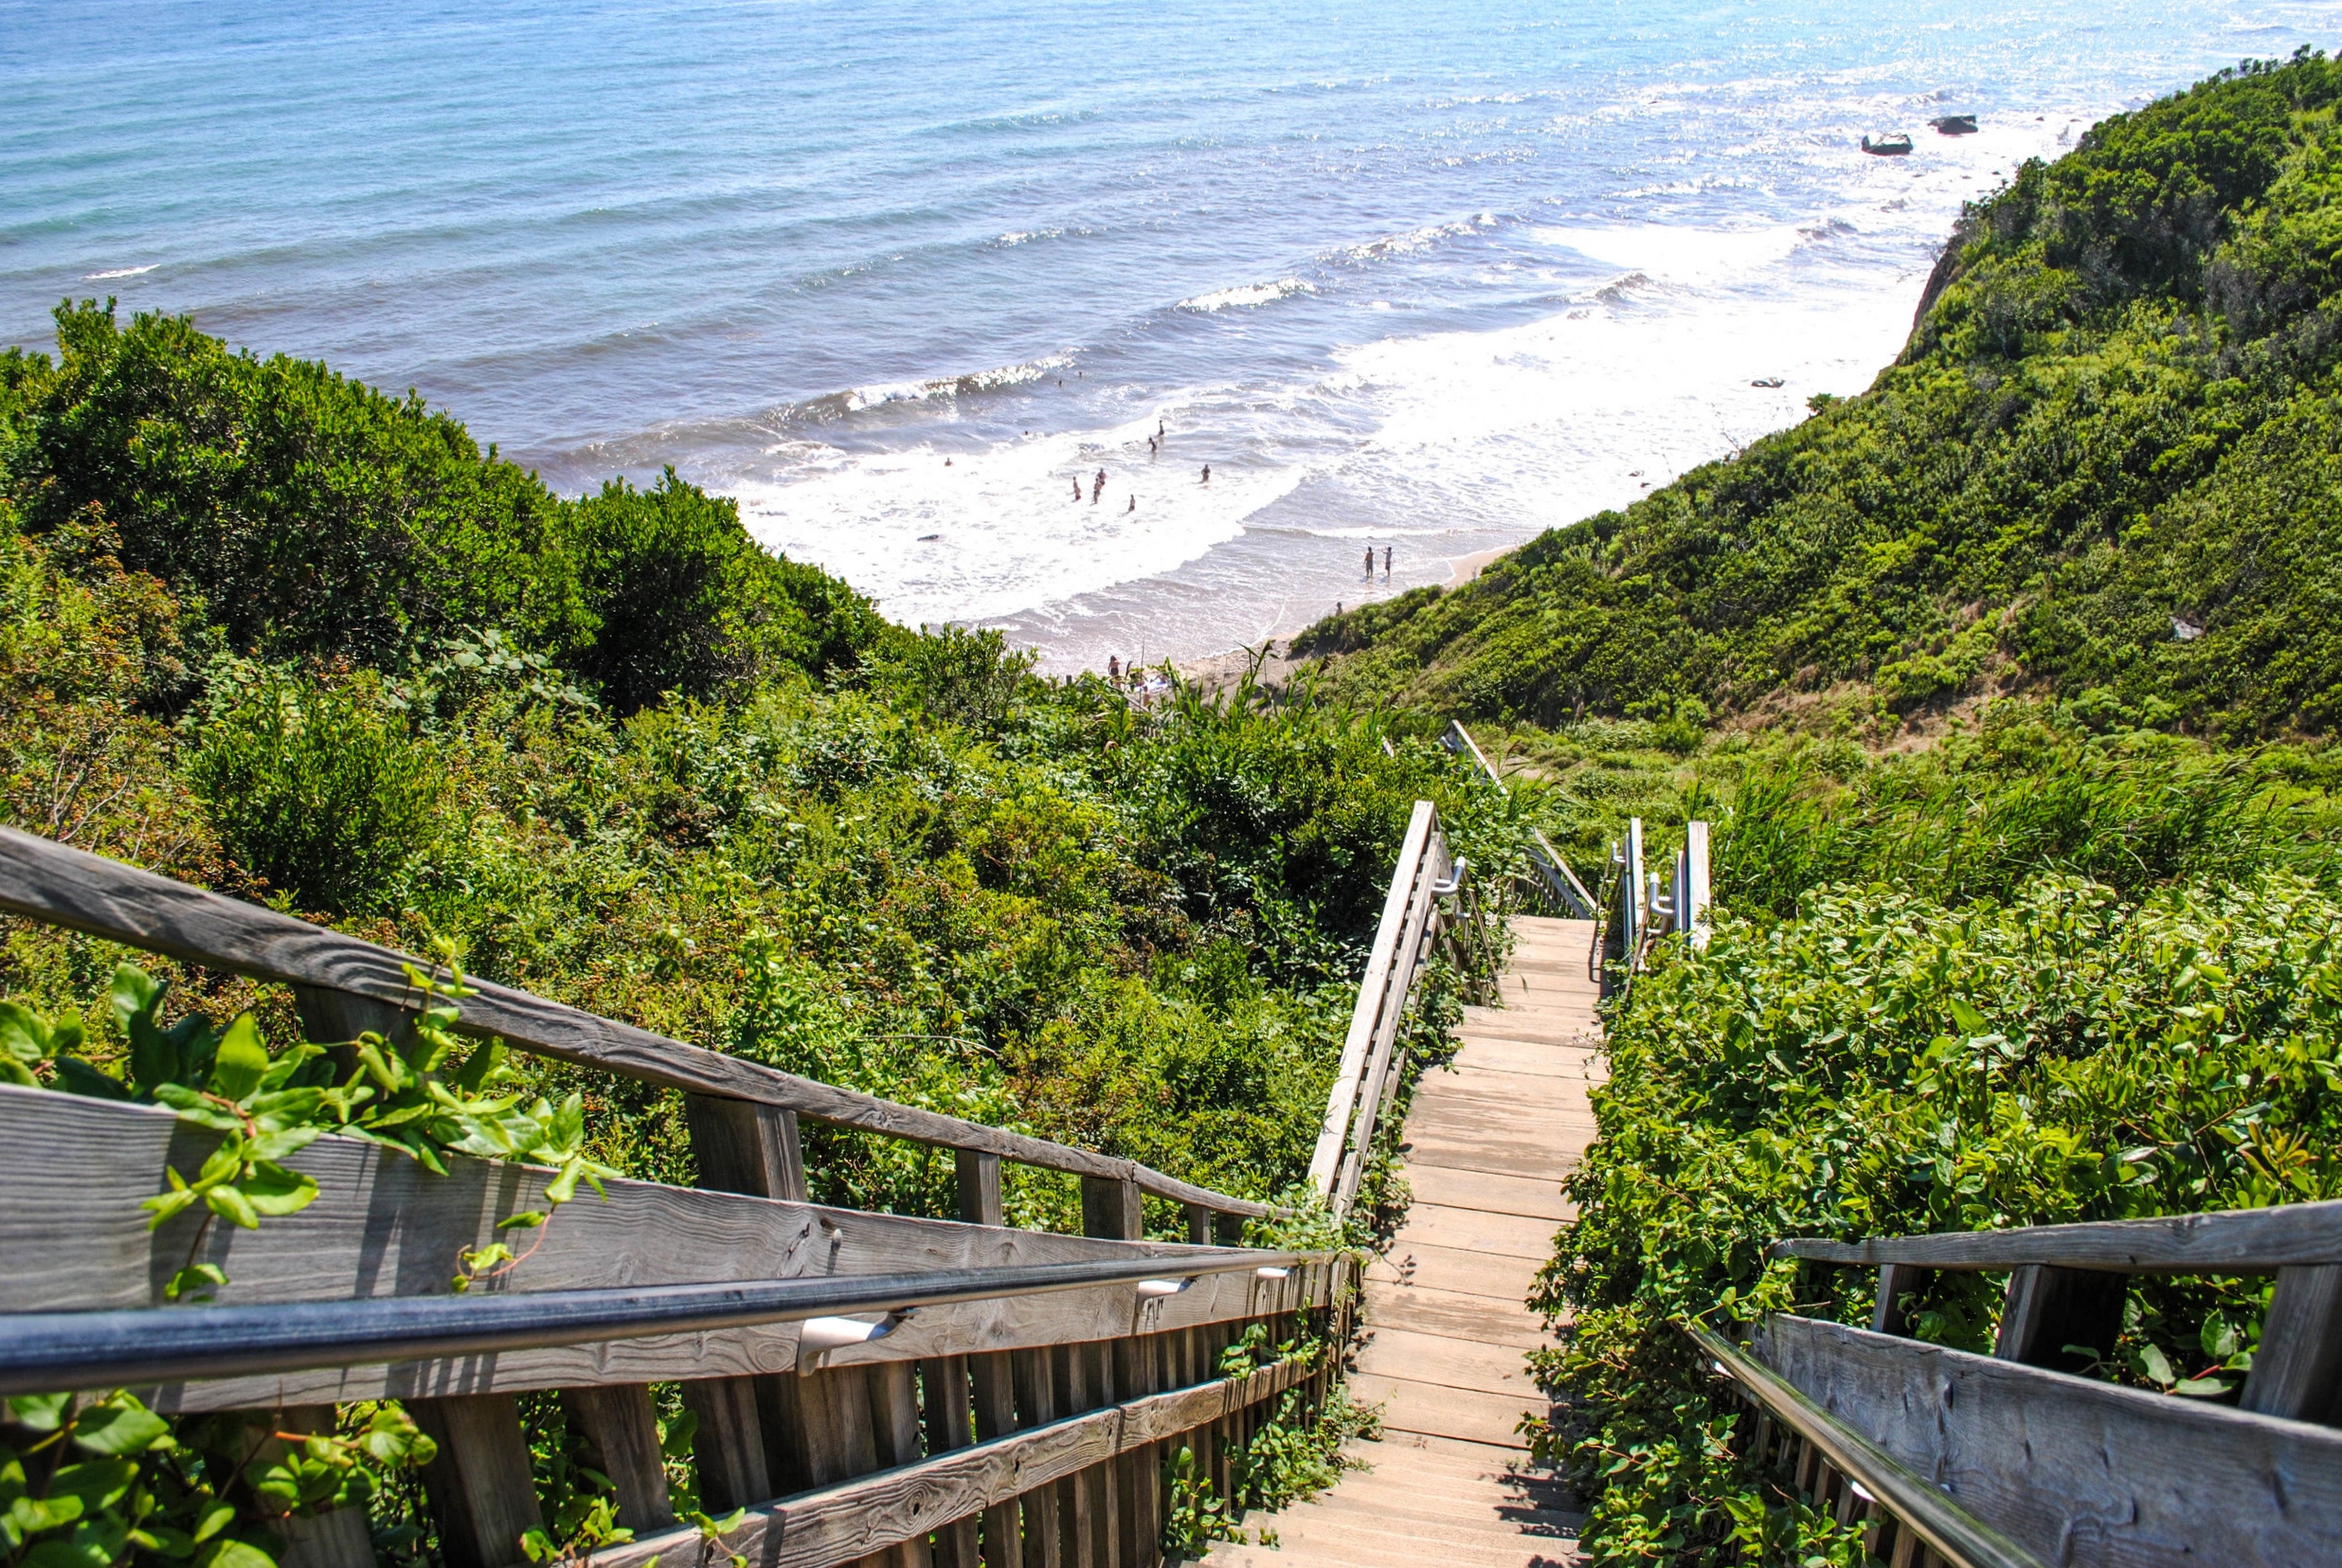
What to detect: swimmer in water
<box><xmin>1363</xmin><ymin>546</ymin><xmax>1375</xmax><ymax>580</ymax></box>
<box><xmin>1383</xmin><ymin>545</ymin><xmax>1392</xmax><ymax>580</ymax></box>
<box><xmin>1127</xmin><ymin>495</ymin><xmax>1137</xmax><ymax>514</ymax></box>
<box><xmin>1072</xmin><ymin>477</ymin><xmax>1081</xmax><ymax>502</ymax></box>
<box><xmin>1092</xmin><ymin>468</ymin><xmax>1106</xmax><ymax>503</ymax></box>
<box><xmin>1201</xmin><ymin>464</ymin><xmax>1211</xmax><ymax>484</ymax></box>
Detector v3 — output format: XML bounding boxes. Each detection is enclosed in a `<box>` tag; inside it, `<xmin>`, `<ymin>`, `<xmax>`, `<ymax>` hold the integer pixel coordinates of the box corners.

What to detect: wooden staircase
<box><xmin>1208</xmin><ymin>914</ymin><xmax>1600</xmax><ymax>1565</ymax></box>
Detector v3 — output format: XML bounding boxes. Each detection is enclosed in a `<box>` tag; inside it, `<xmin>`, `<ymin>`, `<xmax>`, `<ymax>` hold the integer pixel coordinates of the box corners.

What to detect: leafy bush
<box><xmin>1532</xmin><ymin>872</ymin><xmax>2342</xmax><ymax>1562</ymax></box>
<box><xmin>186</xmin><ymin>678</ymin><xmax>442</xmax><ymax>915</ymax></box>
<box><xmin>567</xmin><ymin>472</ymin><xmax>889</xmax><ymax>712</ymax></box>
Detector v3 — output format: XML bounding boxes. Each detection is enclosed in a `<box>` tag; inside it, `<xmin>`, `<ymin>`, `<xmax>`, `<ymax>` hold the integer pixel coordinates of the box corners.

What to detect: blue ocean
<box><xmin>4</xmin><ymin>0</ymin><xmax>2333</xmax><ymax>670</ymax></box>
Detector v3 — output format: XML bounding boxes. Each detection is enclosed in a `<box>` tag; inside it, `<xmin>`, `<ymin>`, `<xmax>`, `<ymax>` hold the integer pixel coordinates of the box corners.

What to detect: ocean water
<box><xmin>5</xmin><ymin>0</ymin><xmax>2335</xmax><ymax>672</ymax></box>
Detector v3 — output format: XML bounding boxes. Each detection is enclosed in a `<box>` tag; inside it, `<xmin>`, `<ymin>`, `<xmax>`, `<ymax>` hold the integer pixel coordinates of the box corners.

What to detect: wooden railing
<box><xmin>1699</xmin><ymin>1203</ymin><xmax>2342</xmax><ymax>1567</ymax></box>
<box><xmin>1597</xmin><ymin>815</ymin><xmax>1711</xmax><ymax>993</ymax></box>
<box><xmin>0</xmin><ymin>827</ymin><xmax>1348</xmax><ymax>1568</ymax></box>
<box><xmin>1441</xmin><ymin>720</ymin><xmax>1597</xmax><ymax>918</ymax></box>
<box><xmin>1304</xmin><ymin>800</ymin><xmax>1502</xmax><ymax>1219</ymax></box>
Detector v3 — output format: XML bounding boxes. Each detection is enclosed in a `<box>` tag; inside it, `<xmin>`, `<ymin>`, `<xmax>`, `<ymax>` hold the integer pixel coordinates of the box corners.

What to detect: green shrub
<box><xmin>187</xmin><ymin>677</ymin><xmax>442</xmax><ymax>914</ymax></box>
<box><xmin>1533</xmin><ymin>872</ymin><xmax>2342</xmax><ymax>1562</ymax></box>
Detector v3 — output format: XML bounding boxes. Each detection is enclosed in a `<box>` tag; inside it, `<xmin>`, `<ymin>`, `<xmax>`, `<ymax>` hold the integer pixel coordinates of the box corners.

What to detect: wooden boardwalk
<box><xmin>1210</xmin><ymin>914</ymin><xmax>1601</xmax><ymax>1566</ymax></box>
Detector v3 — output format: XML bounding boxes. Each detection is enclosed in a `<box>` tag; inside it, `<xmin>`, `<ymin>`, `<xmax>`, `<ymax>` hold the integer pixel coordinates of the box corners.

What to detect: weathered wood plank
<box><xmin>409</xmin><ymin>1394</ymin><xmax>543</xmax><ymax>1568</ymax></box>
<box><xmin>564</xmin><ymin>1384</ymin><xmax>676</xmax><ymax>1532</ymax></box>
<box><xmin>920</xmin><ymin>1359</ymin><xmax>981</xmax><ymax>1568</ymax></box>
<box><xmin>0</xmin><ymin>827</ymin><xmax>1262</xmax><ymax>1217</ymax></box>
<box><xmin>0</xmin><ymin>1088</ymin><xmax>1291</xmax><ymax>1408</ymax></box>
<box><xmin>1756</xmin><ymin>1313</ymin><xmax>2342</xmax><ymax>1567</ymax></box>
<box><xmin>592</xmin><ymin>1356</ymin><xmax>1306</xmax><ymax>1568</ymax></box>
<box><xmin>1775</xmin><ymin>1201</ymin><xmax>2342</xmax><ymax>1273</ymax></box>
<box><xmin>2242</xmin><ymin>1263</ymin><xmax>2342</xmax><ymax>1425</ymax></box>
<box><xmin>684</xmin><ymin>1373</ymin><xmax>772</xmax><ymax>1512</ymax></box>
<box><xmin>1992</xmin><ymin>1265</ymin><xmax>2125</xmax><ymax>1373</ymax></box>
<box><xmin>1306</xmin><ymin>802</ymin><xmax>1435</xmax><ymax>1193</ymax></box>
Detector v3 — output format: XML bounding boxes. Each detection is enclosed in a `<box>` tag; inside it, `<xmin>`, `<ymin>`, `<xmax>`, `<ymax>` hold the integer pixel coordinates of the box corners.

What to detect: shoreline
<box><xmin>1170</xmin><ymin>542</ymin><xmax>1514</xmax><ymax>693</ymax></box>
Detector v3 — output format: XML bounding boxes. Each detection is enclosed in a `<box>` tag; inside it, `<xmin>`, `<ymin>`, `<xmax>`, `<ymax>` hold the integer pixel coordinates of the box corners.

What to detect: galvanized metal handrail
<box><xmin>1691</xmin><ymin>1324</ymin><xmax>2047</xmax><ymax>1568</ymax></box>
<box><xmin>0</xmin><ymin>1251</ymin><xmax>1316</xmax><ymax>1397</ymax></box>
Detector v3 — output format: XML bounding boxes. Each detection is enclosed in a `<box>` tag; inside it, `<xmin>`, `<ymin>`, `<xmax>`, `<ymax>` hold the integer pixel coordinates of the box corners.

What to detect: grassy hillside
<box><xmin>1303</xmin><ymin>50</ymin><xmax>2342</xmax><ymax>745</ymax></box>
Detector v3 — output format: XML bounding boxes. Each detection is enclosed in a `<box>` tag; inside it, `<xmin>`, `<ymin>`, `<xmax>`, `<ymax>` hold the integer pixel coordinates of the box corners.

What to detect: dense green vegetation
<box><xmin>1304</xmin><ymin>49</ymin><xmax>2342</xmax><ymax>745</ymax></box>
<box><xmin>1416</xmin><ymin>49</ymin><xmax>2342</xmax><ymax>1567</ymax></box>
<box><xmin>0</xmin><ymin>301</ymin><xmax>1519</xmax><ymax>1568</ymax></box>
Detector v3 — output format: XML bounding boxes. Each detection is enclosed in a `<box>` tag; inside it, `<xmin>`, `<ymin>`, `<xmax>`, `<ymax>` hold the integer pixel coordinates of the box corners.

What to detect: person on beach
<box><xmin>1127</xmin><ymin>495</ymin><xmax>1137</xmax><ymax>514</ymax></box>
<box><xmin>1071</xmin><ymin>477</ymin><xmax>1081</xmax><ymax>502</ymax></box>
<box><xmin>1363</xmin><ymin>546</ymin><xmax>1375</xmax><ymax>580</ymax></box>
<box><xmin>1092</xmin><ymin>468</ymin><xmax>1106</xmax><ymax>503</ymax></box>
<box><xmin>1201</xmin><ymin>464</ymin><xmax>1211</xmax><ymax>484</ymax></box>
<box><xmin>1108</xmin><ymin>655</ymin><xmax>1121</xmax><ymax>685</ymax></box>
<box><xmin>1383</xmin><ymin>545</ymin><xmax>1393</xmax><ymax>580</ymax></box>
<box><xmin>1159</xmin><ymin>418</ymin><xmax>1166</xmax><ymax>438</ymax></box>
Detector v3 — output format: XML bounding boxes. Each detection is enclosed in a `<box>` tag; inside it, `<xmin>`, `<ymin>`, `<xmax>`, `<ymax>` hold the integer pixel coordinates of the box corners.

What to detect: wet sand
<box><xmin>1169</xmin><ymin>543</ymin><xmax>1514</xmax><ymax>693</ymax></box>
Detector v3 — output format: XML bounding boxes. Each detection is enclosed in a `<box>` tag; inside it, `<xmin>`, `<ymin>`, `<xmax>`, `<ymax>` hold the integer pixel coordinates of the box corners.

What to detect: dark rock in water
<box><xmin>1931</xmin><ymin>114</ymin><xmax>1980</xmax><ymax>135</ymax></box>
<box><xmin>1861</xmin><ymin>133</ymin><xmax>1915</xmax><ymax>156</ymax></box>
<box><xmin>1752</xmin><ymin>376</ymin><xmax>1785</xmax><ymax>388</ymax></box>
<box><xmin>918</xmin><ymin>533</ymin><xmax>942</xmax><ymax>541</ymax></box>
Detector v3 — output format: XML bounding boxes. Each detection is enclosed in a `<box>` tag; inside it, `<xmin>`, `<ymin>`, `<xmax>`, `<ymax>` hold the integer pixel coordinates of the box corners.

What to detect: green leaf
<box><xmin>69</xmin><ymin>1401</ymin><xmax>170</xmax><ymax>1456</ymax></box>
<box><xmin>240</xmin><ymin>1162</ymin><xmax>319</xmax><ymax>1217</ymax></box>
<box><xmin>190</xmin><ymin>1504</ymin><xmax>235</xmax><ymax>1544</ymax></box>
<box><xmin>495</xmin><ymin>1211</ymin><xmax>549</xmax><ymax>1232</ymax></box>
<box><xmin>207</xmin><ymin>1016</ymin><xmax>269</xmax><ymax>1106</ymax></box>
<box><xmin>1947</xmin><ymin>999</ymin><xmax>1990</xmax><ymax>1036</ymax></box>
<box><xmin>0</xmin><ymin>1002</ymin><xmax>48</xmax><ymax>1066</ymax></box>
<box><xmin>166</xmin><ymin>1264</ymin><xmax>229</xmax><ymax>1302</ymax></box>
<box><xmin>2172</xmin><ymin>1375</ymin><xmax>2237</xmax><ymax>1397</ymax></box>
<box><xmin>45</xmin><ymin>1459</ymin><xmax>136</xmax><ymax>1509</ymax></box>
<box><xmin>8</xmin><ymin>1394</ymin><xmax>72</xmax><ymax>1433</ymax></box>
<box><xmin>52</xmin><ymin>1055</ymin><xmax>132</xmax><ymax>1103</ymax></box>
<box><xmin>205</xmin><ymin>1184</ymin><xmax>261</xmax><ymax>1230</ymax></box>
<box><xmin>24</xmin><ymin>1527</ymin><xmax>115</xmax><ymax>1568</ymax></box>
<box><xmin>194</xmin><ymin>1537</ymin><xmax>279</xmax><ymax>1568</ymax></box>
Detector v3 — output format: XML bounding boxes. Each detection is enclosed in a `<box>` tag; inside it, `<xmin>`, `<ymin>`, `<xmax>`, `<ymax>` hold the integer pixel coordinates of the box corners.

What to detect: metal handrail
<box><xmin>0</xmin><ymin>1251</ymin><xmax>1318</xmax><ymax>1397</ymax></box>
<box><xmin>1690</xmin><ymin>1324</ymin><xmax>2048</xmax><ymax>1568</ymax></box>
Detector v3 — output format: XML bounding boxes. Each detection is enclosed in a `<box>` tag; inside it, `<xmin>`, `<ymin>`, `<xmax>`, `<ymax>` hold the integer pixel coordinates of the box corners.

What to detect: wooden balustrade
<box><xmin>0</xmin><ymin>827</ymin><xmax>1360</xmax><ymax>1568</ymax></box>
<box><xmin>1708</xmin><ymin>1199</ymin><xmax>2342</xmax><ymax>1568</ymax></box>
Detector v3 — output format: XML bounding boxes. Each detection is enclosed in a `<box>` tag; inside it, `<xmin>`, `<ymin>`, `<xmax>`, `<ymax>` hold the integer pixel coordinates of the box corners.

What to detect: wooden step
<box><xmin>1348</xmin><ymin>1371</ymin><xmax>1553</xmax><ymax>1447</ymax></box>
<box><xmin>1382</xmin><ymin>1202</ymin><xmax>1558</xmax><ymax>1261</ymax></box>
<box><xmin>1451</xmin><ymin>1037</ymin><xmax>1603</xmax><ymax>1079</ymax></box>
<box><xmin>1353</xmin><ymin>1325</ymin><xmax>1542</xmax><ymax>1397</ymax></box>
<box><xmin>1363</xmin><ymin>1279</ymin><xmax>1552</xmax><ymax>1348</ymax></box>
<box><xmin>1401</xmin><ymin>1162</ymin><xmax>1573</xmax><ymax>1220</ymax></box>
<box><xmin>1368</xmin><ymin>1239</ymin><xmax>1545</xmax><ymax>1302</ymax></box>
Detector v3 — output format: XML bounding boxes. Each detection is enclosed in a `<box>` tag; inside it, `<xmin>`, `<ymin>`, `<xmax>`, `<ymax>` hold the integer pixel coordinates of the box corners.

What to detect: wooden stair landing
<box><xmin>1208</xmin><ymin>915</ymin><xmax>1600</xmax><ymax>1566</ymax></box>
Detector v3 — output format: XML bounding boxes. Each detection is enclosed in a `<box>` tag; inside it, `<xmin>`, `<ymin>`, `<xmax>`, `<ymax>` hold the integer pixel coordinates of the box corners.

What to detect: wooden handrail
<box><xmin>0</xmin><ymin>827</ymin><xmax>1266</xmax><ymax>1217</ymax></box>
<box><xmin>1774</xmin><ymin>1200</ymin><xmax>2342</xmax><ymax>1273</ymax></box>
<box><xmin>1306</xmin><ymin>800</ymin><xmax>1436</xmax><ymax>1199</ymax></box>
<box><xmin>1693</xmin><ymin>1323</ymin><xmax>2048</xmax><ymax>1568</ymax></box>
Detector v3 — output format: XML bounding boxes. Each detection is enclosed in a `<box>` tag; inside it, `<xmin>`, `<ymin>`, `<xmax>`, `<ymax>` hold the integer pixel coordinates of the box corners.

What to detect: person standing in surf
<box><xmin>1092</xmin><ymin>468</ymin><xmax>1106</xmax><ymax>503</ymax></box>
<box><xmin>1383</xmin><ymin>545</ymin><xmax>1393</xmax><ymax>580</ymax></box>
<box><xmin>1108</xmin><ymin>655</ymin><xmax>1121</xmax><ymax>685</ymax></box>
<box><xmin>1201</xmin><ymin>464</ymin><xmax>1211</xmax><ymax>485</ymax></box>
<box><xmin>1363</xmin><ymin>546</ymin><xmax>1375</xmax><ymax>581</ymax></box>
<box><xmin>1071</xmin><ymin>477</ymin><xmax>1080</xmax><ymax>502</ymax></box>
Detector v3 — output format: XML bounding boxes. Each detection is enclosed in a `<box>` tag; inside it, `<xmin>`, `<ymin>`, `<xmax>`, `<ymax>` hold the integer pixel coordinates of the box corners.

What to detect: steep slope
<box><xmin>1303</xmin><ymin>51</ymin><xmax>2342</xmax><ymax>742</ymax></box>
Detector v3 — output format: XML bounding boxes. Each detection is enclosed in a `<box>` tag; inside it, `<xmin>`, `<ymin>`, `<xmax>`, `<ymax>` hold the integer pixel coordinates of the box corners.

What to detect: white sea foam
<box><xmin>731</xmin><ymin>417</ymin><xmax>1303</xmax><ymax>625</ymax></box>
<box><xmin>82</xmin><ymin>264</ymin><xmax>157</xmax><ymax>279</ymax></box>
<box><xmin>1179</xmin><ymin>278</ymin><xmax>1315</xmax><ymax>312</ymax></box>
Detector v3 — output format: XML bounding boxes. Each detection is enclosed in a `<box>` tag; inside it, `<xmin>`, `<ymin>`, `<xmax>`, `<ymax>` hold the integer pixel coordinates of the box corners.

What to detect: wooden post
<box><xmin>921</xmin><ymin>1359</ymin><xmax>982</xmax><ymax>1568</ymax></box>
<box><xmin>1080</xmin><ymin>1174</ymin><xmax>1143</xmax><ymax>1241</ymax></box>
<box><xmin>958</xmin><ymin>1149</ymin><xmax>1004</xmax><ymax>1227</ymax></box>
<box><xmin>1684</xmin><ymin>820</ymin><xmax>1712</xmax><ymax>949</ymax></box>
<box><xmin>1113</xmin><ymin>1332</ymin><xmax>1160</xmax><ymax>1568</ymax></box>
<box><xmin>680</xmin><ymin>1377</ymin><xmax>769</xmax><ymax>1512</ymax></box>
<box><xmin>409</xmin><ymin>1394</ymin><xmax>543</xmax><ymax>1568</ymax></box>
<box><xmin>1014</xmin><ymin>1350</ymin><xmax>1063</xmax><ymax>1568</ymax></box>
<box><xmin>681</xmin><ymin>1091</ymin><xmax>798</xmax><ymax>1508</ymax></box>
<box><xmin>1993</xmin><ymin>1264</ymin><xmax>2126</xmax><ymax>1373</ymax></box>
<box><xmin>2242</xmin><ymin>1262</ymin><xmax>2342</xmax><ymax>1424</ymax></box>
<box><xmin>564</xmin><ymin>1385</ymin><xmax>676</xmax><ymax>1532</ymax></box>
<box><xmin>870</xmin><ymin>1362</ymin><xmax>933</xmax><ymax>1568</ymax></box>
<box><xmin>1870</xmin><ymin>1263</ymin><xmax>1930</xmax><ymax>1338</ymax></box>
<box><xmin>972</xmin><ymin>1350</ymin><xmax>1024</xmax><ymax>1568</ymax></box>
<box><xmin>1054</xmin><ymin>1344</ymin><xmax>1104</xmax><ymax>1568</ymax></box>
<box><xmin>1182</xmin><ymin>1203</ymin><xmax>1211</xmax><ymax>1246</ymax></box>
